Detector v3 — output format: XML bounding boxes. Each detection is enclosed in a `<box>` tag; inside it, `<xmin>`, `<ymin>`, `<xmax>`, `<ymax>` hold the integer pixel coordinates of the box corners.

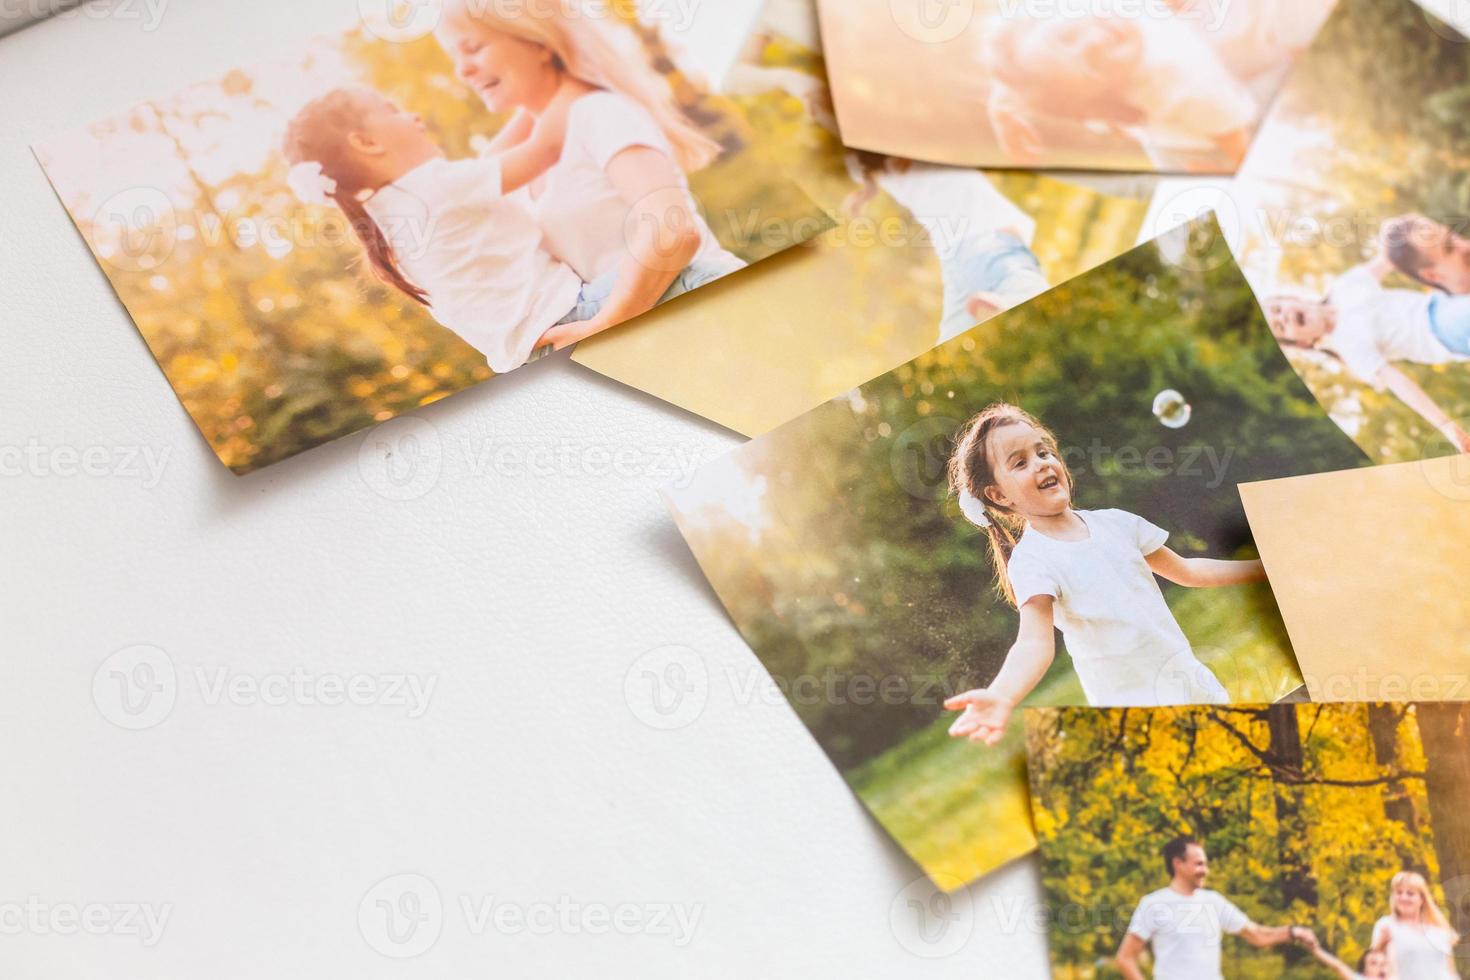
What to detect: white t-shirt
<box><xmin>1374</xmin><ymin>916</ymin><xmax>1459</xmax><ymax>979</ymax></box>
<box><xmin>1128</xmin><ymin>887</ymin><xmax>1250</xmax><ymax>980</ymax></box>
<box><xmin>1008</xmin><ymin>509</ymin><xmax>1227</xmax><ymax>706</ymax></box>
<box><xmin>525</xmin><ymin>90</ymin><xmax>743</xmax><ymax>283</ymax></box>
<box><xmin>1326</xmin><ymin>264</ymin><xmax>1462</xmax><ymax>386</ymax></box>
<box><xmin>363</xmin><ymin>156</ymin><xmax>582</xmax><ymax>374</ymax></box>
<box><xmin>864</xmin><ymin>160</ymin><xmax>1036</xmax><ymax>263</ymax></box>
<box><xmin>1127</xmin><ymin>18</ymin><xmax>1259</xmax><ymax>162</ymax></box>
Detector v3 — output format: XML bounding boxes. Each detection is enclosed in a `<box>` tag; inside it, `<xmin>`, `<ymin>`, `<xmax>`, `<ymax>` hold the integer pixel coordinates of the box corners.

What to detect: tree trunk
<box><xmin>1415</xmin><ymin>703</ymin><xmax>1470</xmax><ymax>945</ymax></box>
<box><xmin>1266</xmin><ymin>705</ymin><xmax>1320</xmax><ymax>912</ymax></box>
<box><xmin>1368</xmin><ymin>703</ymin><xmax>1421</xmax><ymax>861</ymax></box>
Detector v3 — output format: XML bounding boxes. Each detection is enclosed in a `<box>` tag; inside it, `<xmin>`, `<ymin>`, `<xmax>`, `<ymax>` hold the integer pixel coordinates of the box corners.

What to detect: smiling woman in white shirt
<box><xmin>433</xmin><ymin>0</ymin><xmax>746</xmax><ymax>351</ymax></box>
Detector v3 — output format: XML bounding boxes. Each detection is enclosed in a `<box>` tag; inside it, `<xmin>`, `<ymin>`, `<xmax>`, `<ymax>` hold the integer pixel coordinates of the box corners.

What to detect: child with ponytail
<box><xmin>282</xmin><ymin>87</ymin><xmax>603</xmax><ymax>373</ymax></box>
<box><xmin>941</xmin><ymin>404</ymin><xmax>1266</xmax><ymax>745</ymax></box>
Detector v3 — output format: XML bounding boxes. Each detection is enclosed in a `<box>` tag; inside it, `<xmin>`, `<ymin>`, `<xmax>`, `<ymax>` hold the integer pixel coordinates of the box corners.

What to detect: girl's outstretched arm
<box><xmin>944</xmin><ymin>597</ymin><xmax>1055</xmax><ymax>746</ymax></box>
<box><xmin>1147</xmin><ymin>547</ymin><xmax>1266</xmax><ymax>588</ymax></box>
<box><xmin>1303</xmin><ymin>934</ymin><xmax>1358</xmax><ymax>980</ymax></box>
<box><xmin>1375</xmin><ymin>364</ymin><xmax>1470</xmax><ymax>452</ymax></box>
<box><xmin>496</xmin><ymin>98</ymin><xmax>573</xmax><ymax>195</ymax></box>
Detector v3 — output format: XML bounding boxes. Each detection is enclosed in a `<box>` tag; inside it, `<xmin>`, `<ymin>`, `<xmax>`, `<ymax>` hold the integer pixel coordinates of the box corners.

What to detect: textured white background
<box><xmin>0</xmin><ymin>1</ymin><xmax>1055</xmax><ymax>976</ymax></box>
<box><xmin>13</xmin><ymin>2</ymin><xmax>1468</xmax><ymax>976</ymax></box>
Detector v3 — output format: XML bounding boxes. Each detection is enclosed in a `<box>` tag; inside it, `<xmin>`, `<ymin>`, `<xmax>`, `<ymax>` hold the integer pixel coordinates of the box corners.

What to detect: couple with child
<box><xmin>1265</xmin><ymin>215</ymin><xmax>1470</xmax><ymax>453</ymax></box>
<box><xmin>282</xmin><ymin>0</ymin><xmax>744</xmax><ymax>374</ymax></box>
<box><xmin>1119</xmin><ymin>836</ymin><xmax>1460</xmax><ymax>980</ymax></box>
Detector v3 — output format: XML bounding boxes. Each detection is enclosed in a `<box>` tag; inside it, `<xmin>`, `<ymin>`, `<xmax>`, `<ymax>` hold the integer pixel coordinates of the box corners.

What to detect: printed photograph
<box><xmin>1234</xmin><ymin>0</ymin><xmax>1470</xmax><ymax>464</ymax></box>
<box><xmin>573</xmin><ymin>0</ymin><xmax>1148</xmax><ymax>436</ymax></box>
<box><xmin>34</xmin><ymin>0</ymin><xmax>829</xmax><ymax>473</ymax></box>
<box><xmin>663</xmin><ymin>218</ymin><xmax>1367</xmax><ymax>887</ymax></box>
<box><xmin>1026</xmin><ymin>702</ymin><xmax>1470</xmax><ymax>978</ymax></box>
<box><xmin>1240</xmin><ymin>458</ymin><xmax>1470</xmax><ymax>704</ymax></box>
<box><xmin>813</xmin><ymin>0</ymin><xmax>1336</xmax><ymax>173</ymax></box>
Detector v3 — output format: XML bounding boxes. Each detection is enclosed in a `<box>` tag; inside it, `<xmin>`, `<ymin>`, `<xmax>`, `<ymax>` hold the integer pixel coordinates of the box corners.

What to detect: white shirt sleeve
<box><xmin>1007</xmin><ymin>548</ymin><xmax>1058</xmax><ymax>607</ymax></box>
<box><xmin>1126</xmin><ymin>894</ymin><xmax>1160</xmax><ymax>941</ymax></box>
<box><xmin>576</xmin><ymin>92</ymin><xmax>677</xmax><ymax>172</ymax></box>
<box><xmin>1214</xmin><ymin>893</ymin><xmax>1250</xmax><ymax>936</ymax></box>
<box><xmin>1112</xmin><ymin>510</ymin><xmax>1170</xmax><ymax>556</ymax></box>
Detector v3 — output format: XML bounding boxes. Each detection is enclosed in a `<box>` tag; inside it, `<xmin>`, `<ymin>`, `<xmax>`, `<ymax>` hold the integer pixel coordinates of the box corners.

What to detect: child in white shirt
<box><xmin>983</xmin><ymin>9</ymin><xmax>1259</xmax><ymax>171</ymax></box>
<box><xmin>284</xmin><ymin>88</ymin><xmax>726</xmax><ymax>373</ymax></box>
<box><xmin>1264</xmin><ymin>225</ymin><xmax>1470</xmax><ymax>454</ymax></box>
<box><xmin>941</xmin><ymin>404</ymin><xmax>1267</xmax><ymax>745</ymax></box>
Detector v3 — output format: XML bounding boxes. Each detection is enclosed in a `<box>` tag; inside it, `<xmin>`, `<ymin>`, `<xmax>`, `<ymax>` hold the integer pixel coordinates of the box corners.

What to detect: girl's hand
<box><xmin>943</xmin><ymin>690</ymin><xmax>1016</xmax><ymax>746</ymax></box>
<box><xmin>536</xmin><ymin>316</ymin><xmax>612</xmax><ymax>353</ymax></box>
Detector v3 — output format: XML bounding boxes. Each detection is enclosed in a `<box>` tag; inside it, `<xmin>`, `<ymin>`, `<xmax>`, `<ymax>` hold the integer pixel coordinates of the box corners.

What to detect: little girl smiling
<box><xmin>942</xmin><ymin>404</ymin><xmax>1267</xmax><ymax>745</ymax></box>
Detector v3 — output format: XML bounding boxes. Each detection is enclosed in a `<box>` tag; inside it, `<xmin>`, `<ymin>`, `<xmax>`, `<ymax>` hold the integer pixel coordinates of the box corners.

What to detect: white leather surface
<box><xmin>0</xmin><ymin>1</ymin><xmax>1053</xmax><ymax>976</ymax></box>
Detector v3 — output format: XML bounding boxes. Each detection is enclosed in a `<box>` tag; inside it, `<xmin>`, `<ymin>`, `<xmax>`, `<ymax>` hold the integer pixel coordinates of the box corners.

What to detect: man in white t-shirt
<box><xmin>1116</xmin><ymin>836</ymin><xmax>1312</xmax><ymax>980</ymax></box>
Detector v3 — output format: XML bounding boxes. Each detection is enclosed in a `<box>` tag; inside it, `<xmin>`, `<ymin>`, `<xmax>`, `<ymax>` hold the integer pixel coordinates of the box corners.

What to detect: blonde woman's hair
<box><xmin>440</xmin><ymin>0</ymin><xmax>721</xmax><ymax>172</ymax></box>
<box><xmin>947</xmin><ymin>403</ymin><xmax>1073</xmax><ymax>608</ymax></box>
<box><xmin>1391</xmin><ymin>871</ymin><xmax>1460</xmax><ymax>941</ymax></box>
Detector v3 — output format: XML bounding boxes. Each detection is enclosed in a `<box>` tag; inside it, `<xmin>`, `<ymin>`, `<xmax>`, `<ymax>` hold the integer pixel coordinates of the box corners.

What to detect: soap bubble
<box><xmin>1153</xmin><ymin>390</ymin><xmax>1193</xmax><ymax>429</ymax></box>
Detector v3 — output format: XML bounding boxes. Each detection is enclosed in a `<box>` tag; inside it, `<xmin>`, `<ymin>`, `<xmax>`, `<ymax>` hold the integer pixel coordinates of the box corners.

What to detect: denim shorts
<box><xmin>555</xmin><ymin>256</ymin><xmax>739</xmax><ymax>327</ymax></box>
<box><xmin>939</xmin><ymin>231</ymin><xmax>1050</xmax><ymax>341</ymax></box>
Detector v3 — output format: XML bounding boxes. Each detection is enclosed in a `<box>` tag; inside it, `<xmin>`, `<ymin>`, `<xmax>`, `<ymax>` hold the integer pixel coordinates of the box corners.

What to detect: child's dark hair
<box><xmin>947</xmin><ymin>403</ymin><xmax>1072</xmax><ymax>607</ymax></box>
<box><xmin>283</xmin><ymin>88</ymin><xmax>429</xmax><ymax>306</ymax></box>
<box><xmin>1383</xmin><ymin>215</ymin><xmax>1447</xmax><ymax>291</ymax></box>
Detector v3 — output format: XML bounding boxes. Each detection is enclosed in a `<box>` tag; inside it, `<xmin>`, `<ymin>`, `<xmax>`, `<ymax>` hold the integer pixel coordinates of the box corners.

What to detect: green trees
<box><xmin>1027</xmin><ymin>703</ymin><xmax>1469</xmax><ymax>978</ymax></box>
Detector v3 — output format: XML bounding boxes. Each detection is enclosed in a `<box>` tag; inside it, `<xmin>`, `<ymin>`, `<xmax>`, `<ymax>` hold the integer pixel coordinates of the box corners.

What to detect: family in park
<box><xmin>940</xmin><ymin>404</ymin><xmax>1265</xmax><ymax>743</ymax></box>
<box><xmin>983</xmin><ymin>0</ymin><xmax>1336</xmax><ymax>170</ymax></box>
<box><xmin>1116</xmin><ymin>836</ymin><xmax>1460</xmax><ymax>979</ymax></box>
<box><xmin>282</xmin><ymin>0</ymin><xmax>746</xmax><ymax>374</ymax></box>
<box><xmin>1265</xmin><ymin>215</ymin><xmax>1470</xmax><ymax>454</ymax></box>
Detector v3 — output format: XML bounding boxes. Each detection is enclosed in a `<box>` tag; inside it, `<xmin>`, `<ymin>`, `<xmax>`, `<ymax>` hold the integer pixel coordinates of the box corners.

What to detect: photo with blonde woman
<box><xmin>35</xmin><ymin>0</ymin><xmax>827</xmax><ymax>472</ymax></box>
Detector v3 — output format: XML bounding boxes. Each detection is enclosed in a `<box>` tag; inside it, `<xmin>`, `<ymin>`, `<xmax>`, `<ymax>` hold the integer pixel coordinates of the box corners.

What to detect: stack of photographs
<box><xmin>31</xmin><ymin>0</ymin><xmax>1470</xmax><ymax>973</ymax></box>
